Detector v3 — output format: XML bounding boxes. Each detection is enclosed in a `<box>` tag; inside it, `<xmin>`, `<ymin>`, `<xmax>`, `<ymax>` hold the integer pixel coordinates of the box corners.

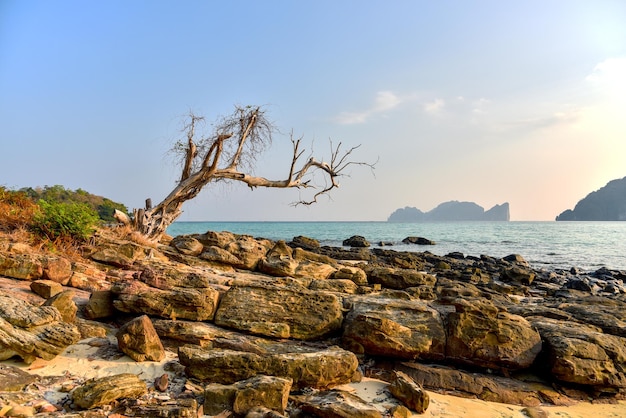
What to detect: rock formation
<box><xmin>388</xmin><ymin>201</ymin><xmax>510</xmax><ymax>222</ymax></box>
<box><xmin>556</xmin><ymin>175</ymin><xmax>626</xmax><ymax>221</ymax></box>
<box><xmin>0</xmin><ymin>226</ymin><xmax>625</xmax><ymax>416</ymax></box>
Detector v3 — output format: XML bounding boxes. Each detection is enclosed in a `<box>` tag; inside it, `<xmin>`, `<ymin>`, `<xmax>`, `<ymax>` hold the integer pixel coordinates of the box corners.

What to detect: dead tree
<box><xmin>133</xmin><ymin>105</ymin><xmax>374</xmax><ymax>241</ymax></box>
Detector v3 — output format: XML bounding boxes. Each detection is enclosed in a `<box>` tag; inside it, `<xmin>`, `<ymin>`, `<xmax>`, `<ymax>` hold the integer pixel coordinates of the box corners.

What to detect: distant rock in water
<box><xmin>388</xmin><ymin>201</ymin><xmax>510</xmax><ymax>222</ymax></box>
<box><xmin>556</xmin><ymin>176</ymin><xmax>626</xmax><ymax>221</ymax></box>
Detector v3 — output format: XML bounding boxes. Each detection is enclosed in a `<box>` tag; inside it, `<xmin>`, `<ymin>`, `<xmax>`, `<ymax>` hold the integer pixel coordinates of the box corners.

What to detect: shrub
<box><xmin>0</xmin><ymin>186</ymin><xmax>39</xmax><ymax>231</ymax></box>
<box><xmin>33</xmin><ymin>199</ymin><xmax>99</xmax><ymax>241</ymax></box>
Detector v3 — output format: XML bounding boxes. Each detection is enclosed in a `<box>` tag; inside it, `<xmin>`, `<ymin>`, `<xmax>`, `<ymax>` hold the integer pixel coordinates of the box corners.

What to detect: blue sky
<box><xmin>1</xmin><ymin>1</ymin><xmax>625</xmax><ymax>221</ymax></box>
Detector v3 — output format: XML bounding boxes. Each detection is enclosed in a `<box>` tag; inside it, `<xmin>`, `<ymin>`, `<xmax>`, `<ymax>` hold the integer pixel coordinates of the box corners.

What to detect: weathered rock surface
<box><xmin>214</xmin><ymin>284</ymin><xmax>343</xmax><ymax>340</ymax></box>
<box><xmin>0</xmin><ymin>292</ymin><xmax>80</xmax><ymax>363</ymax></box>
<box><xmin>529</xmin><ymin>316</ymin><xmax>626</xmax><ymax>393</ymax></box>
<box><xmin>179</xmin><ymin>345</ymin><xmax>358</xmax><ymax>390</ymax></box>
<box><xmin>204</xmin><ymin>375</ymin><xmax>292</xmax><ymax>416</ymax></box>
<box><xmin>116</xmin><ymin>314</ymin><xmax>165</xmax><ymax>362</ymax></box>
<box><xmin>342</xmin><ymin>296</ymin><xmax>446</xmax><ymax>360</ymax></box>
<box><xmin>365</xmin><ymin>266</ymin><xmax>437</xmax><ymax>290</ymax></box>
<box><xmin>112</xmin><ymin>279</ymin><xmax>220</xmax><ymax>321</ymax></box>
<box><xmin>444</xmin><ymin>298</ymin><xmax>542</xmax><ymax>370</ymax></box>
<box><xmin>388</xmin><ymin>371</ymin><xmax>430</xmax><ymax>414</ymax></box>
<box><xmin>70</xmin><ymin>373</ymin><xmax>148</xmax><ymax>410</ymax></box>
<box><xmin>291</xmin><ymin>390</ymin><xmax>383</xmax><ymax>418</ymax></box>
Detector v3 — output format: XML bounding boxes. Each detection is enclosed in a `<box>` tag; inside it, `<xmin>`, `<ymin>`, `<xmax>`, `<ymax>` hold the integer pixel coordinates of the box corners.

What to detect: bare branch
<box><xmin>133</xmin><ymin>105</ymin><xmax>375</xmax><ymax>241</ymax></box>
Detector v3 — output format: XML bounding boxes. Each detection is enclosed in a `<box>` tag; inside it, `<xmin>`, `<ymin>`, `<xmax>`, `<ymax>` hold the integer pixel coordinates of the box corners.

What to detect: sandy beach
<box><xmin>7</xmin><ymin>337</ymin><xmax>626</xmax><ymax>417</ymax></box>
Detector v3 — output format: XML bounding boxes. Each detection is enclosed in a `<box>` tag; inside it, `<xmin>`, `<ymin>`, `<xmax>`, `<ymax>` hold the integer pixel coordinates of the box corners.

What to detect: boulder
<box><xmin>289</xmin><ymin>235</ymin><xmax>320</xmax><ymax>250</ymax></box>
<box><xmin>530</xmin><ymin>316</ymin><xmax>626</xmax><ymax>393</ymax></box>
<box><xmin>223</xmin><ymin>235</ymin><xmax>274</xmax><ymax>270</ymax></box>
<box><xmin>214</xmin><ymin>285</ymin><xmax>343</xmax><ymax>340</ymax></box>
<box><xmin>112</xmin><ymin>279</ymin><xmax>220</xmax><ymax>321</ymax></box>
<box><xmin>330</xmin><ymin>265</ymin><xmax>368</xmax><ymax>285</ymax></box>
<box><xmin>199</xmin><ymin>245</ymin><xmax>244</xmax><ymax>266</ymax></box>
<box><xmin>0</xmin><ymin>253</ymin><xmax>42</xmax><ymax>280</ymax></box>
<box><xmin>204</xmin><ymin>375</ymin><xmax>292</xmax><ymax>416</ymax></box>
<box><xmin>343</xmin><ymin>235</ymin><xmax>371</xmax><ymax>248</ymax></box>
<box><xmin>41</xmin><ymin>256</ymin><xmax>72</xmax><ymax>284</ymax></box>
<box><xmin>501</xmin><ymin>265</ymin><xmax>536</xmax><ymax>286</ymax></box>
<box><xmin>30</xmin><ymin>279</ymin><xmax>63</xmax><ymax>299</ymax></box>
<box><xmin>294</xmin><ymin>259</ymin><xmax>337</xmax><ymax>280</ymax></box>
<box><xmin>70</xmin><ymin>373</ymin><xmax>147</xmax><ymax>410</ymax></box>
<box><xmin>84</xmin><ymin>290</ymin><xmax>115</xmax><ymax>319</ymax></box>
<box><xmin>43</xmin><ymin>290</ymin><xmax>77</xmax><ymax>323</ymax></box>
<box><xmin>179</xmin><ymin>345</ymin><xmax>358</xmax><ymax>390</ymax></box>
<box><xmin>116</xmin><ymin>315</ymin><xmax>165</xmax><ymax>362</ymax></box>
<box><xmin>0</xmin><ymin>365</ymin><xmax>37</xmax><ymax>391</ymax></box>
<box><xmin>342</xmin><ymin>296</ymin><xmax>446</xmax><ymax>360</ymax></box>
<box><xmin>0</xmin><ymin>292</ymin><xmax>80</xmax><ymax>363</ymax></box>
<box><xmin>171</xmin><ymin>235</ymin><xmax>204</xmax><ymax>256</ymax></box>
<box><xmin>444</xmin><ymin>298</ymin><xmax>542</xmax><ymax>370</ymax></box>
<box><xmin>366</xmin><ymin>266</ymin><xmax>436</xmax><ymax>290</ymax></box>
<box><xmin>402</xmin><ymin>236</ymin><xmax>435</xmax><ymax>245</ymax></box>
<box><xmin>388</xmin><ymin>371</ymin><xmax>430</xmax><ymax>414</ymax></box>
<box><xmin>310</xmin><ymin>278</ymin><xmax>358</xmax><ymax>294</ymax></box>
<box><xmin>257</xmin><ymin>240</ymin><xmax>298</xmax><ymax>277</ymax></box>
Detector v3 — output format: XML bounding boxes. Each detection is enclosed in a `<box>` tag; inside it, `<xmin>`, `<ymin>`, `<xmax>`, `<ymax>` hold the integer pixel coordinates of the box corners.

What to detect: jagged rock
<box><xmin>289</xmin><ymin>235</ymin><xmax>320</xmax><ymax>250</ymax></box>
<box><xmin>84</xmin><ymin>290</ymin><xmax>115</xmax><ymax>319</ymax></box>
<box><xmin>343</xmin><ymin>235</ymin><xmax>371</xmax><ymax>248</ymax></box>
<box><xmin>116</xmin><ymin>315</ymin><xmax>165</xmax><ymax>362</ymax></box>
<box><xmin>388</xmin><ymin>371</ymin><xmax>429</xmax><ymax>413</ymax></box>
<box><xmin>179</xmin><ymin>345</ymin><xmax>358</xmax><ymax>390</ymax></box>
<box><xmin>70</xmin><ymin>373</ymin><xmax>147</xmax><ymax>410</ymax></box>
<box><xmin>365</xmin><ymin>266</ymin><xmax>436</xmax><ymax>290</ymax></box>
<box><xmin>501</xmin><ymin>265</ymin><xmax>536</xmax><ymax>286</ymax></box>
<box><xmin>291</xmin><ymin>390</ymin><xmax>382</xmax><ymax>418</ymax></box>
<box><xmin>171</xmin><ymin>235</ymin><xmax>204</xmax><ymax>256</ymax></box>
<box><xmin>257</xmin><ymin>241</ymin><xmax>298</xmax><ymax>277</ymax></box>
<box><xmin>204</xmin><ymin>375</ymin><xmax>292</xmax><ymax>416</ymax></box>
<box><xmin>214</xmin><ymin>285</ymin><xmax>343</xmax><ymax>340</ymax></box>
<box><xmin>112</xmin><ymin>279</ymin><xmax>220</xmax><ymax>321</ymax></box>
<box><xmin>223</xmin><ymin>235</ymin><xmax>274</xmax><ymax>270</ymax></box>
<box><xmin>69</xmin><ymin>262</ymin><xmax>110</xmax><ymax>292</ymax></box>
<box><xmin>137</xmin><ymin>264</ymin><xmax>217</xmax><ymax>289</ymax></box>
<box><xmin>342</xmin><ymin>296</ymin><xmax>446</xmax><ymax>360</ymax></box>
<box><xmin>530</xmin><ymin>316</ymin><xmax>626</xmax><ymax>393</ymax></box>
<box><xmin>0</xmin><ymin>253</ymin><xmax>42</xmax><ymax>280</ymax></box>
<box><xmin>295</xmin><ymin>259</ymin><xmax>337</xmax><ymax>280</ymax></box>
<box><xmin>43</xmin><ymin>290</ymin><xmax>77</xmax><ymax>323</ymax></box>
<box><xmin>402</xmin><ymin>236</ymin><xmax>435</xmax><ymax>245</ymax></box>
<box><xmin>41</xmin><ymin>256</ymin><xmax>72</xmax><ymax>284</ymax></box>
<box><xmin>444</xmin><ymin>298</ymin><xmax>542</xmax><ymax>370</ymax></box>
<box><xmin>29</xmin><ymin>279</ymin><xmax>63</xmax><ymax>298</ymax></box>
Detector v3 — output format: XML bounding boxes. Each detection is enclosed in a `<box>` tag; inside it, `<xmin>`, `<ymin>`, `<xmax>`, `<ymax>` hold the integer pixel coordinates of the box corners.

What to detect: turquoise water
<box><xmin>167</xmin><ymin>221</ymin><xmax>626</xmax><ymax>271</ymax></box>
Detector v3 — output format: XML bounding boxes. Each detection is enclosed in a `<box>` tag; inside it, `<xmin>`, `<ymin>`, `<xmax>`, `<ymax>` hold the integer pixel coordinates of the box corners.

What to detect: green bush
<box><xmin>33</xmin><ymin>199</ymin><xmax>99</xmax><ymax>241</ymax></box>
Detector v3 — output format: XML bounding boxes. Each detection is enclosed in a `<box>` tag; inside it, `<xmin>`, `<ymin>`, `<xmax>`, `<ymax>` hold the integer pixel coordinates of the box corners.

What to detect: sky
<box><xmin>1</xmin><ymin>1</ymin><xmax>625</xmax><ymax>221</ymax></box>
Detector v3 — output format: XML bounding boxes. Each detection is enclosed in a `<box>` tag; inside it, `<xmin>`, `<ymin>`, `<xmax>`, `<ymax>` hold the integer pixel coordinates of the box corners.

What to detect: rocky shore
<box><xmin>0</xmin><ymin>228</ymin><xmax>625</xmax><ymax>417</ymax></box>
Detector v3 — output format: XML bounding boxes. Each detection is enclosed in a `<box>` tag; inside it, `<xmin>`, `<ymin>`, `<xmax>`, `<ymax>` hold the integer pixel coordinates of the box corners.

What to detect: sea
<box><xmin>166</xmin><ymin>221</ymin><xmax>626</xmax><ymax>272</ymax></box>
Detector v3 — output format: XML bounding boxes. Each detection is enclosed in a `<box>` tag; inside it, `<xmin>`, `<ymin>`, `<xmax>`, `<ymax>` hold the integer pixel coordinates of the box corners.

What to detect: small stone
<box><xmin>154</xmin><ymin>373</ymin><xmax>169</xmax><ymax>392</ymax></box>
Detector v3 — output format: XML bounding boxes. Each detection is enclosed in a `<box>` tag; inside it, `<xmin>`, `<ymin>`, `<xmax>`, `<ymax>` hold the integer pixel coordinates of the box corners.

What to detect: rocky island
<box><xmin>556</xmin><ymin>176</ymin><xmax>626</xmax><ymax>221</ymax></box>
<box><xmin>388</xmin><ymin>201</ymin><xmax>510</xmax><ymax>222</ymax></box>
<box><xmin>0</xmin><ymin>225</ymin><xmax>625</xmax><ymax>416</ymax></box>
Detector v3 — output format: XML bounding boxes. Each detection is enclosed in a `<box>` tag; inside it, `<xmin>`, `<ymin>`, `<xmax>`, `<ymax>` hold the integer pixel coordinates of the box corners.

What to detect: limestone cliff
<box><xmin>388</xmin><ymin>201</ymin><xmax>510</xmax><ymax>222</ymax></box>
<box><xmin>556</xmin><ymin>176</ymin><xmax>626</xmax><ymax>221</ymax></box>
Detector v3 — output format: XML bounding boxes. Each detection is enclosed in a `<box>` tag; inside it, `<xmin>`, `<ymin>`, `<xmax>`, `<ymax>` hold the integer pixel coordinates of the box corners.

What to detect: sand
<box><xmin>7</xmin><ymin>338</ymin><xmax>626</xmax><ymax>417</ymax></box>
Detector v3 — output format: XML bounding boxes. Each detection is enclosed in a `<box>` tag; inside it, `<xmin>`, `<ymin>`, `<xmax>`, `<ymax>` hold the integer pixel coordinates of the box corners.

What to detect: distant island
<box><xmin>556</xmin><ymin>176</ymin><xmax>626</xmax><ymax>221</ymax></box>
<box><xmin>388</xmin><ymin>201</ymin><xmax>510</xmax><ymax>222</ymax></box>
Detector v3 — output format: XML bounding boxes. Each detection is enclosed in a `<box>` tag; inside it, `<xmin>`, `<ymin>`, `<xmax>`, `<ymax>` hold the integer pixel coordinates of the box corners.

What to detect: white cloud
<box><xmin>586</xmin><ymin>57</ymin><xmax>626</xmax><ymax>92</ymax></box>
<box><xmin>335</xmin><ymin>90</ymin><xmax>403</xmax><ymax>125</ymax></box>
<box><xmin>423</xmin><ymin>98</ymin><xmax>445</xmax><ymax>115</ymax></box>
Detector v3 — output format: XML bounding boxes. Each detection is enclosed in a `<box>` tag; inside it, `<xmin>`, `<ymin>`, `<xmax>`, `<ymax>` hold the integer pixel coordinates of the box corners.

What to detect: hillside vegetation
<box><xmin>0</xmin><ymin>185</ymin><xmax>127</xmax><ymax>245</ymax></box>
